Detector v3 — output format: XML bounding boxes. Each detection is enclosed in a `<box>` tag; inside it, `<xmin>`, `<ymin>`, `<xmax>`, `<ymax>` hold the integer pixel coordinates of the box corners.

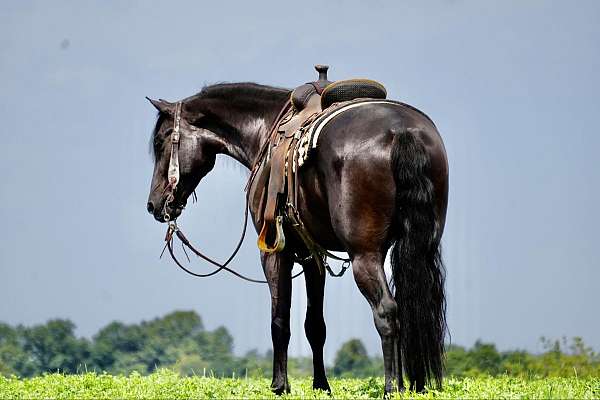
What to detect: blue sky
<box><xmin>0</xmin><ymin>1</ymin><xmax>598</xmax><ymax>363</ymax></box>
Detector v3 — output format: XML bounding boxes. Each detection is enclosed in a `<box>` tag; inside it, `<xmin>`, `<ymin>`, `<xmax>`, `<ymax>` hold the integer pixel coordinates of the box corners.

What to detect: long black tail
<box><xmin>390</xmin><ymin>127</ymin><xmax>446</xmax><ymax>391</ymax></box>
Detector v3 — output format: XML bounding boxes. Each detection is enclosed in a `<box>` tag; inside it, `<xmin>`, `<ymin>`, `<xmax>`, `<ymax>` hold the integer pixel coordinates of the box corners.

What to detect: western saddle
<box><xmin>247</xmin><ymin>65</ymin><xmax>387</xmax><ymax>272</ymax></box>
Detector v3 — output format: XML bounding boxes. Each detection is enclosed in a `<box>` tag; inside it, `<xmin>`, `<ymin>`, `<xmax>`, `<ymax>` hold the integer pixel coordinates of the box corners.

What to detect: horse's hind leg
<box><xmin>301</xmin><ymin>258</ymin><xmax>331</xmax><ymax>393</ymax></box>
<box><xmin>352</xmin><ymin>252</ymin><xmax>404</xmax><ymax>394</ymax></box>
<box><xmin>261</xmin><ymin>251</ymin><xmax>293</xmax><ymax>395</ymax></box>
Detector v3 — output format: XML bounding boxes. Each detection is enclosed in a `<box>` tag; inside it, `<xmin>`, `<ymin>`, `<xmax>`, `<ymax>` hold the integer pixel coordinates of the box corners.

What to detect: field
<box><xmin>1</xmin><ymin>370</ymin><xmax>599</xmax><ymax>399</ymax></box>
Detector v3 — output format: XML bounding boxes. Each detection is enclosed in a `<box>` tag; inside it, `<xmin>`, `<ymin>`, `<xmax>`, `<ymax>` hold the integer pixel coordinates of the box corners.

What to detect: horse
<box><xmin>145</xmin><ymin>82</ymin><xmax>448</xmax><ymax>395</ymax></box>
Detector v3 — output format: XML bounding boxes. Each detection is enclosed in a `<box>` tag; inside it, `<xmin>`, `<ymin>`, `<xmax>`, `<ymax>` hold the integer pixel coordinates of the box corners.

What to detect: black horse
<box><xmin>146</xmin><ymin>82</ymin><xmax>448</xmax><ymax>395</ymax></box>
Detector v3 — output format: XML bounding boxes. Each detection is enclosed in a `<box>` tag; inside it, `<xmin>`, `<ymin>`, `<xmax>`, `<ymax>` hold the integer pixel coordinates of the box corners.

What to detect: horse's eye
<box><xmin>153</xmin><ymin>128</ymin><xmax>172</xmax><ymax>153</ymax></box>
<box><xmin>153</xmin><ymin>137</ymin><xmax>162</xmax><ymax>150</ymax></box>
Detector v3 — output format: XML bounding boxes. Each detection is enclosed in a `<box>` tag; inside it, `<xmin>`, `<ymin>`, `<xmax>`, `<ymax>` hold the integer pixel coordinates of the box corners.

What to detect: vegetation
<box><xmin>1</xmin><ymin>311</ymin><xmax>599</xmax><ymax>381</ymax></box>
<box><xmin>1</xmin><ymin>371</ymin><xmax>599</xmax><ymax>399</ymax></box>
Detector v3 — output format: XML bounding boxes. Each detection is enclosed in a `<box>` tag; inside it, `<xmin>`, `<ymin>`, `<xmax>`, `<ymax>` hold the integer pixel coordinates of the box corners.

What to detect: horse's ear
<box><xmin>146</xmin><ymin>97</ymin><xmax>174</xmax><ymax>114</ymax></box>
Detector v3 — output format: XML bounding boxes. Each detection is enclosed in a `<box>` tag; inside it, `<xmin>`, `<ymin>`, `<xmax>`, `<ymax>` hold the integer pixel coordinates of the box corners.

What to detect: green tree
<box><xmin>22</xmin><ymin>320</ymin><xmax>90</xmax><ymax>375</ymax></box>
<box><xmin>445</xmin><ymin>344</ymin><xmax>470</xmax><ymax>376</ymax></box>
<box><xmin>469</xmin><ymin>341</ymin><xmax>502</xmax><ymax>375</ymax></box>
<box><xmin>0</xmin><ymin>323</ymin><xmax>36</xmax><ymax>377</ymax></box>
<box><xmin>90</xmin><ymin>311</ymin><xmax>205</xmax><ymax>374</ymax></box>
<box><xmin>90</xmin><ymin>321</ymin><xmax>146</xmax><ymax>374</ymax></box>
<box><xmin>193</xmin><ymin>326</ymin><xmax>235</xmax><ymax>376</ymax></box>
<box><xmin>333</xmin><ymin>339</ymin><xmax>371</xmax><ymax>377</ymax></box>
<box><xmin>235</xmin><ymin>349</ymin><xmax>271</xmax><ymax>378</ymax></box>
<box><xmin>140</xmin><ymin>311</ymin><xmax>205</xmax><ymax>373</ymax></box>
<box><xmin>525</xmin><ymin>337</ymin><xmax>600</xmax><ymax>377</ymax></box>
<box><xmin>501</xmin><ymin>349</ymin><xmax>533</xmax><ymax>376</ymax></box>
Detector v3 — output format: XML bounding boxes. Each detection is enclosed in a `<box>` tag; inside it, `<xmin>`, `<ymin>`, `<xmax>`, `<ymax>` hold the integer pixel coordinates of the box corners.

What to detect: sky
<box><xmin>0</xmin><ymin>1</ymin><xmax>599</xmax><ymax>364</ymax></box>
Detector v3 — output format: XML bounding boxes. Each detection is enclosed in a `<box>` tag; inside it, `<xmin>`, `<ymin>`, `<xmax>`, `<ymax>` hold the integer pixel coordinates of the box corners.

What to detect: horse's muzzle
<box><xmin>157</xmin><ymin>205</ymin><xmax>182</xmax><ymax>223</ymax></box>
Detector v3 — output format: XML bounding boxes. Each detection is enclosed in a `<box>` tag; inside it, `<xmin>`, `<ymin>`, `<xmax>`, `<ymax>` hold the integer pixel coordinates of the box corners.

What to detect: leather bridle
<box><xmin>162</xmin><ymin>101</ymin><xmax>183</xmax><ymax>222</ymax></box>
<box><xmin>159</xmin><ymin>98</ymin><xmax>348</xmax><ymax>281</ymax></box>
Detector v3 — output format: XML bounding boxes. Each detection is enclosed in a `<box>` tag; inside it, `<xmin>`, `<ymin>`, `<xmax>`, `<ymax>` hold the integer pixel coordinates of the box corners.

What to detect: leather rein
<box><xmin>160</xmin><ymin>101</ymin><xmax>303</xmax><ymax>284</ymax></box>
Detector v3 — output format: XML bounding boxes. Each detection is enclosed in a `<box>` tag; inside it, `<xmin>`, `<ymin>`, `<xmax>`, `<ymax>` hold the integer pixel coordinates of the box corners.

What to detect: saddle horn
<box><xmin>315</xmin><ymin>64</ymin><xmax>329</xmax><ymax>82</ymax></box>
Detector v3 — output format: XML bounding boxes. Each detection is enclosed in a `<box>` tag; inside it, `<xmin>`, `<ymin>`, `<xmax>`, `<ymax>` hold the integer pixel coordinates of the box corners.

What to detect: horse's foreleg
<box><xmin>352</xmin><ymin>252</ymin><xmax>404</xmax><ymax>395</ymax></box>
<box><xmin>261</xmin><ymin>251</ymin><xmax>293</xmax><ymax>395</ymax></box>
<box><xmin>301</xmin><ymin>258</ymin><xmax>331</xmax><ymax>393</ymax></box>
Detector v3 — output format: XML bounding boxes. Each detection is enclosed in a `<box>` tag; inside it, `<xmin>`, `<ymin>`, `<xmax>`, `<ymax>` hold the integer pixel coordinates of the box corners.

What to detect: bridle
<box><xmin>158</xmin><ymin>99</ymin><xmax>349</xmax><ymax>282</ymax></box>
<box><xmin>162</xmin><ymin>102</ymin><xmax>183</xmax><ymax>223</ymax></box>
<box><xmin>159</xmin><ymin>101</ymin><xmax>303</xmax><ymax>283</ymax></box>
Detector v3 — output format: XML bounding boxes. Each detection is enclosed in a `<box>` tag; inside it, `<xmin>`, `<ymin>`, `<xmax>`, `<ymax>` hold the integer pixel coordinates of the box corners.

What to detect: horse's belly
<box><xmin>295</xmin><ymin>166</ymin><xmax>345</xmax><ymax>251</ymax></box>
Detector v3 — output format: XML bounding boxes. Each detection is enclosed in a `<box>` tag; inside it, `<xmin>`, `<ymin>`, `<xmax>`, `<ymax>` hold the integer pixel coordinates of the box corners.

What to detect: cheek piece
<box><xmin>163</xmin><ymin>101</ymin><xmax>182</xmax><ymax>222</ymax></box>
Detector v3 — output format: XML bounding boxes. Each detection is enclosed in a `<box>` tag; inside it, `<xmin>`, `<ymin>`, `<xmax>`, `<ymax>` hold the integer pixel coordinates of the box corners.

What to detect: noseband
<box><xmin>163</xmin><ymin>101</ymin><xmax>183</xmax><ymax>222</ymax></box>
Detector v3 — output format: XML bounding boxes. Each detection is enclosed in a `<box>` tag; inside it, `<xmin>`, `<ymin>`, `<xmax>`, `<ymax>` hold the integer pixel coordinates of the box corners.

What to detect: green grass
<box><xmin>1</xmin><ymin>370</ymin><xmax>599</xmax><ymax>399</ymax></box>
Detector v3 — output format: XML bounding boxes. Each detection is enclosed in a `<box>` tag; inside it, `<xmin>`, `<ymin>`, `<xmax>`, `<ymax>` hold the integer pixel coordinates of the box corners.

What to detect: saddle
<box><xmin>249</xmin><ymin>65</ymin><xmax>387</xmax><ymax>260</ymax></box>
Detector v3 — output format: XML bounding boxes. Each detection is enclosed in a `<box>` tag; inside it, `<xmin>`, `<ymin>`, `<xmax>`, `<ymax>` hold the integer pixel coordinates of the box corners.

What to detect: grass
<box><xmin>1</xmin><ymin>370</ymin><xmax>599</xmax><ymax>399</ymax></box>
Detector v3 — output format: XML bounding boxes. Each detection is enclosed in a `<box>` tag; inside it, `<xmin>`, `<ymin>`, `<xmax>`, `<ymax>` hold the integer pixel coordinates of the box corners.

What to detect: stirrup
<box><xmin>257</xmin><ymin>216</ymin><xmax>286</xmax><ymax>253</ymax></box>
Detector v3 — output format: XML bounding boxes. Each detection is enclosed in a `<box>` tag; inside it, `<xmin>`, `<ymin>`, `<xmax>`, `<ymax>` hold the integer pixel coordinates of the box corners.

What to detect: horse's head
<box><xmin>146</xmin><ymin>98</ymin><xmax>217</xmax><ymax>222</ymax></box>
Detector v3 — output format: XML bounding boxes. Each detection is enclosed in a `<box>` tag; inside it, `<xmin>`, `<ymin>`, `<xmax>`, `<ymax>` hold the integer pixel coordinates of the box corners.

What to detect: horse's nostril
<box><xmin>147</xmin><ymin>201</ymin><xmax>154</xmax><ymax>214</ymax></box>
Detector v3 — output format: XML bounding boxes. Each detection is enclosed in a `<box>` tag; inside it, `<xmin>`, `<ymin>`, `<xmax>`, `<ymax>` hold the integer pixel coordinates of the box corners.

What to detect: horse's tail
<box><xmin>390</xmin><ymin>127</ymin><xmax>446</xmax><ymax>390</ymax></box>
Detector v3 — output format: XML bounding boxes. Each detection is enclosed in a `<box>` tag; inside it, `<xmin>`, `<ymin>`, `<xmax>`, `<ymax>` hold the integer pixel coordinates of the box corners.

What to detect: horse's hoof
<box><xmin>410</xmin><ymin>383</ymin><xmax>427</xmax><ymax>394</ymax></box>
<box><xmin>383</xmin><ymin>384</ymin><xmax>405</xmax><ymax>398</ymax></box>
<box><xmin>271</xmin><ymin>381</ymin><xmax>291</xmax><ymax>396</ymax></box>
<box><xmin>313</xmin><ymin>379</ymin><xmax>331</xmax><ymax>395</ymax></box>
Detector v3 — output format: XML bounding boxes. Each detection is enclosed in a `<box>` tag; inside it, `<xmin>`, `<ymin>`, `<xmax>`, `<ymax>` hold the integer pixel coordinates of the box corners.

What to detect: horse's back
<box><xmin>317</xmin><ymin>102</ymin><xmax>440</xmax><ymax>154</ymax></box>
<box><xmin>315</xmin><ymin>101</ymin><xmax>445</xmax><ymax>183</ymax></box>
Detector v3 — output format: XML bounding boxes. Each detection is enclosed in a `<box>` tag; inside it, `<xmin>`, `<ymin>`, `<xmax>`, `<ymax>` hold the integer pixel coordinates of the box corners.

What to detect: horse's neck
<box><xmin>193</xmin><ymin>97</ymin><xmax>285</xmax><ymax>169</ymax></box>
<box><xmin>229</xmin><ymin>114</ymin><xmax>271</xmax><ymax>168</ymax></box>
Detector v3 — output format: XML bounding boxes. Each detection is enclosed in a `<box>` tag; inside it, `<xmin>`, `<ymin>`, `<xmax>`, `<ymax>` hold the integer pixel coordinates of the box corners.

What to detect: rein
<box><xmin>160</xmin><ymin>100</ymin><xmax>303</xmax><ymax>284</ymax></box>
<box><xmin>162</xmin><ymin>200</ymin><xmax>304</xmax><ymax>284</ymax></box>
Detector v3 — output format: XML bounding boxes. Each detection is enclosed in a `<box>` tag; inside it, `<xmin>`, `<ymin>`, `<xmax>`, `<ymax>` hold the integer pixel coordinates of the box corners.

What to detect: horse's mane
<box><xmin>193</xmin><ymin>82</ymin><xmax>290</xmax><ymax>102</ymax></box>
<box><xmin>149</xmin><ymin>111</ymin><xmax>167</xmax><ymax>161</ymax></box>
<box><xmin>149</xmin><ymin>82</ymin><xmax>290</xmax><ymax>160</ymax></box>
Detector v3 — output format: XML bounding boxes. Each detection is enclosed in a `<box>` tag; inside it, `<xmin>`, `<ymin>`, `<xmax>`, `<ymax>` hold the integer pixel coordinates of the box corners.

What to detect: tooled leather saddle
<box><xmin>247</xmin><ymin>65</ymin><xmax>387</xmax><ymax>262</ymax></box>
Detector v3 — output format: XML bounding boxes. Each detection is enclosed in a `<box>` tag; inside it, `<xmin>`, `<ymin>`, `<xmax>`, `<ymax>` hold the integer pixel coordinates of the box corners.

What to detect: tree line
<box><xmin>1</xmin><ymin>311</ymin><xmax>598</xmax><ymax>378</ymax></box>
